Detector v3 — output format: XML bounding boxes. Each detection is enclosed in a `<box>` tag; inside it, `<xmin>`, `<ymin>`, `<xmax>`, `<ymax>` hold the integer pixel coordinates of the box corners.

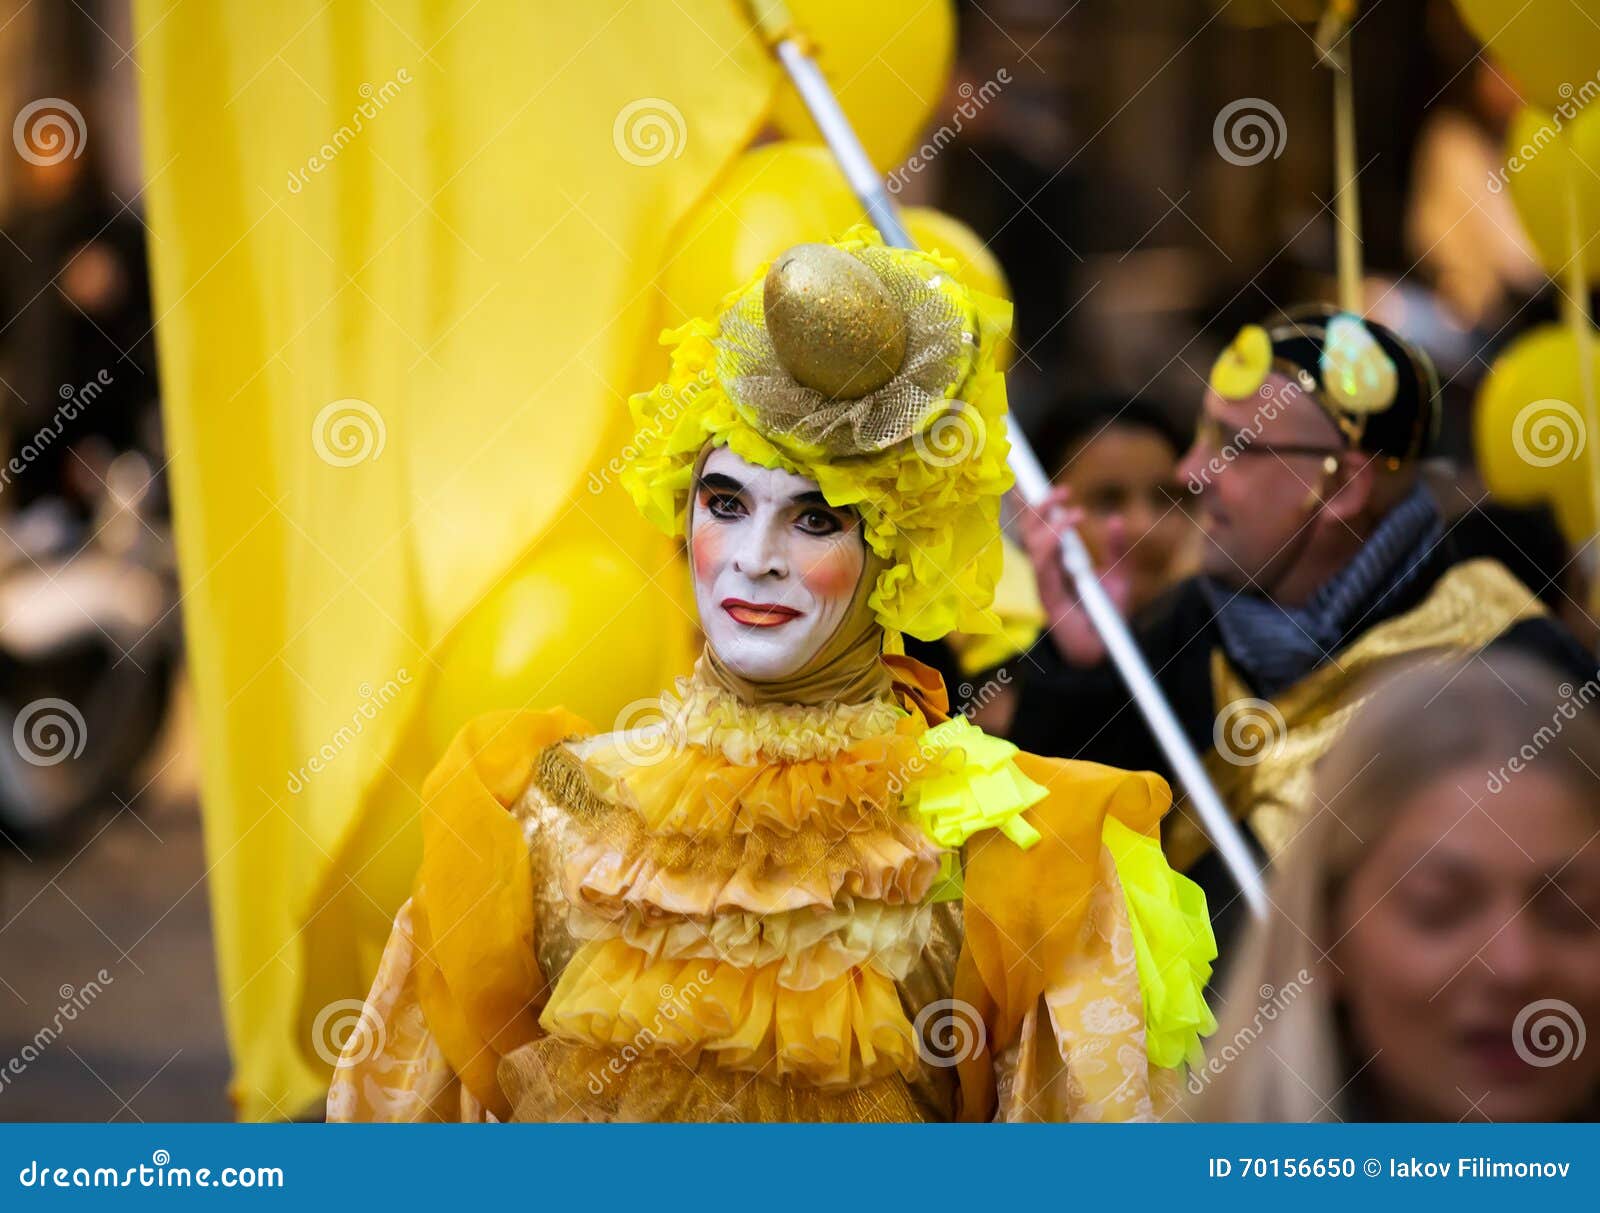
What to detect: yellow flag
<box><xmin>134</xmin><ymin>0</ymin><xmax>773</xmax><ymax>1119</ymax></box>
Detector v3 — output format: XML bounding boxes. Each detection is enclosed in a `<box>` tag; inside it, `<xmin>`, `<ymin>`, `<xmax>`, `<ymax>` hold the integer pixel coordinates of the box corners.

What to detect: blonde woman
<box><xmin>1192</xmin><ymin>652</ymin><xmax>1600</xmax><ymax>1122</ymax></box>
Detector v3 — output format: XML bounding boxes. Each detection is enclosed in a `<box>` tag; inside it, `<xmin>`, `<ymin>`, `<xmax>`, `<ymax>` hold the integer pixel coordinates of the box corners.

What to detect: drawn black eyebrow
<box><xmin>696</xmin><ymin>472</ymin><xmax>745</xmax><ymax>495</ymax></box>
<box><xmin>697</xmin><ymin>473</ymin><xmax>844</xmax><ymax>517</ymax></box>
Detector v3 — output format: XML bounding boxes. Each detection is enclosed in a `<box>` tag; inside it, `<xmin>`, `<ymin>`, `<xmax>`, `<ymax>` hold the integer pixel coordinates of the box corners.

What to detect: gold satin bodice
<box><xmin>509</xmin><ymin>740</ymin><xmax>964</xmax><ymax>1121</ymax></box>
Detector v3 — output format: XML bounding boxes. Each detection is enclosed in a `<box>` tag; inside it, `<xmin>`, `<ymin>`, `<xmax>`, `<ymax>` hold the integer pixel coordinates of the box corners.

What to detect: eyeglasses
<box><xmin>1193</xmin><ymin>416</ymin><xmax>1343</xmax><ymax>463</ymax></box>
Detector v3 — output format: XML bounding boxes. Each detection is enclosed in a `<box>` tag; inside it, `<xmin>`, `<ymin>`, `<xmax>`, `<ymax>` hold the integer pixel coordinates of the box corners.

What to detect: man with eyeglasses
<box><xmin>1008</xmin><ymin>305</ymin><xmax>1596</xmax><ymax>940</ymax></box>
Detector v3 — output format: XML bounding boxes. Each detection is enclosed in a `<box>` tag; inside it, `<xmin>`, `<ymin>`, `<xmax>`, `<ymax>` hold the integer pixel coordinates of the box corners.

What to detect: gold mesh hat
<box><xmin>713</xmin><ymin>241</ymin><xmax>978</xmax><ymax>458</ymax></box>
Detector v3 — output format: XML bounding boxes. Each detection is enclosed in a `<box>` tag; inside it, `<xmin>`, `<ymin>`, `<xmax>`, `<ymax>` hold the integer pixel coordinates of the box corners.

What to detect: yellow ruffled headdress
<box><xmin>621</xmin><ymin>225</ymin><xmax>1015</xmax><ymax>641</ymax></box>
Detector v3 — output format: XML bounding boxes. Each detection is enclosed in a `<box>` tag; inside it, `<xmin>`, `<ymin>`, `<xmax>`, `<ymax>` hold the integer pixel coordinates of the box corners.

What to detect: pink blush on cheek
<box><xmin>690</xmin><ymin>526</ymin><xmax>725</xmax><ymax>583</ymax></box>
<box><xmin>798</xmin><ymin>543</ymin><xmax>862</xmax><ymax>600</ymax></box>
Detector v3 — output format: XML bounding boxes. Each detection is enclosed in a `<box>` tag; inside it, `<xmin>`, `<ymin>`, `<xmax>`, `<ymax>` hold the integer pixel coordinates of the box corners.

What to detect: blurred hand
<box><xmin>1018</xmin><ymin>484</ymin><xmax>1134</xmax><ymax>667</ymax></box>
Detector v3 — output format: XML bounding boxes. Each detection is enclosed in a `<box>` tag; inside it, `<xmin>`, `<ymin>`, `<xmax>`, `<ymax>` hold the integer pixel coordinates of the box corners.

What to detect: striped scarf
<box><xmin>1199</xmin><ymin>485</ymin><xmax>1444</xmax><ymax>698</ymax></box>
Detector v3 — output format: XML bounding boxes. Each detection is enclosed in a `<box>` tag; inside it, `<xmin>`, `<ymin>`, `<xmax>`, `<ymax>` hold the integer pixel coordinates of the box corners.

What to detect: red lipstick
<box><xmin>721</xmin><ymin>598</ymin><xmax>802</xmax><ymax>627</ymax></box>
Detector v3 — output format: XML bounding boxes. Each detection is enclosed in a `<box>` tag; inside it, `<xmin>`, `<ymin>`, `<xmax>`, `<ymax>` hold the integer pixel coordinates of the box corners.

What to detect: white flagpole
<box><xmin>753</xmin><ymin>5</ymin><xmax>1268</xmax><ymax>919</ymax></box>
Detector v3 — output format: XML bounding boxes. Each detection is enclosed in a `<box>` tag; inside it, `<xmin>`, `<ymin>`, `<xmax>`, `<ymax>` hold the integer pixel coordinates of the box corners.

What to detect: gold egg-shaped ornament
<box><xmin>763</xmin><ymin>244</ymin><xmax>907</xmax><ymax>399</ymax></box>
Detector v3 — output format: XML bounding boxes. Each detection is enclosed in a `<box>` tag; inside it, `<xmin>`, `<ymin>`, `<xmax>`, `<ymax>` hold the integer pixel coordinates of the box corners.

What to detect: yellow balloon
<box><xmin>658</xmin><ymin>152</ymin><xmax>1017</xmax><ymax>370</ymax></box>
<box><xmin>1474</xmin><ymin>325</ymin><xmax>1599</xmax><ymax>530</ymax></box>
<box><xmin>903</xmin><ymin>207</ymin><xmax>1009</xmax><ymax>298</ymax></box>
<box><xmin>1503</xmin><ymin>106</ymin><xmax>1600</xmax><ymax>284</ymax></box>
<box><xmin>1455</xmin><ymin>1</ymin><xmax>1600</xmax><ymax>112</ymax></box>
<box><xmin>424</xmin><ymin>529</ymin><xmax>693</xmax><ymax>757</ymax></box>
<box><xmin>660</xmin><ymin>142</ymin><xmax>861</xmax><ymax>328</ymax></box>
<box><xmin>771</xmin><ymin>0</ymin><xmax>956</xmax><ymax>172</ymax></box>
<box><xmin>901</xmin><ymin>206</ymin><xmax>1015</xmax><ymax>368</ymax></box>
<box><xmin>1553</xmin><ymin>470</ymin><xmax>1597</xmax><ymax>550</ymax></box>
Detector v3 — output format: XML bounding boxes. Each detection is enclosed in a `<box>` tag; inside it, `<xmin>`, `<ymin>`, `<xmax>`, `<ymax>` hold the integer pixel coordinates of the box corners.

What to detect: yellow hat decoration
<box><xmin>1208</xmin><ymin>324</ymin><xmax>1272</xmax><ymax>400</ymax></box>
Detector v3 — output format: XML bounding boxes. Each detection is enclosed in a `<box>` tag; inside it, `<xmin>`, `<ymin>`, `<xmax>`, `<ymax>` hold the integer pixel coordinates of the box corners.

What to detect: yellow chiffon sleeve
<box><xmin>327</xmin><ymin>708</ymin><xmax>594</xmax><ymax>1122</ymax></box>
<box><xmin>953</xmin><ymin>754</ymin><xmax>1215</xmax><ymax>1122</ymax></box>
<box><xmin>325</xmin><ymin>898</ymin><xmax>474</xmax><ymax>1122</ymax></box>
<box><xmin>901</xmin><ymin>715</ymin><xmax>1045</xmax><ymax>901</ymax></box>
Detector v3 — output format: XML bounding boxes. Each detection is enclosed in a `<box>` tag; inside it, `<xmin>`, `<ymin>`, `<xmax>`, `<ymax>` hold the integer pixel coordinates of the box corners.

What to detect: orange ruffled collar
<box><xmin>550</xmin><ymin>728</ymin><xmax>944</xmax><ymax>918</ymax></box>
<box><xmin>660</xmin><ymin>666</ymin><xmax>910</xmax><ymax>764</ymax></box>
<box><xmin>528</xmin><ymin>662</ymin><xmax>963</xmax><ymax>1092</ymax></box>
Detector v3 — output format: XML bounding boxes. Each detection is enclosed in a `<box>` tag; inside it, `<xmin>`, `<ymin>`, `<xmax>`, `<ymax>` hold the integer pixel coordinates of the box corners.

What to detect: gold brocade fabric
<box><xmin>328</xmin><ymin>662</ymin><xmax>1197</xmax><ymax>1122</ymax></box>
<box><xmin>498</xmin><ymin>1040</ymin><xmax>932</xmax><ymax>1122</ymax></box>
<box><xmin>1168</xmin><ymin>559</ymin><xmax>1549</xmax><ymax>870</ymax></box>
<box><xmin>324</xmin><ymin>899</ymin><xmax>487</xmax><ymax>1124</ymax></box>
<box><xmin>990</xmin><ymin>857</ymin><xmax>1189</xmax><ymax>1124</ymax></box>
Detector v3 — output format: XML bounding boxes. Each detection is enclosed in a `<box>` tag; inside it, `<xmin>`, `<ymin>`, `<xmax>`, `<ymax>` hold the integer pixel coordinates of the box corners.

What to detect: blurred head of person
<box><xmin>1176</xmin><ymin>307</ymin><xmax>1440</xmax><ymax>606</ymax></box>
<box><xmin>1037</xmin><ymin>395</ymin><xmax>1193</xmax><ymax>614</ymax></box>
<box><xmin>1192</xmin><ymin>652</ymin><xmax>1600</xmax><ymax>1122</ymax></box>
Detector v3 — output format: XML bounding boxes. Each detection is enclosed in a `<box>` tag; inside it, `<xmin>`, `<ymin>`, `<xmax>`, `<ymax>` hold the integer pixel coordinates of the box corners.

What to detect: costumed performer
<box><xmin>327</xmin><ymin>228</ymin><xmax>1215</xmax><ymax>1123</ymax></box>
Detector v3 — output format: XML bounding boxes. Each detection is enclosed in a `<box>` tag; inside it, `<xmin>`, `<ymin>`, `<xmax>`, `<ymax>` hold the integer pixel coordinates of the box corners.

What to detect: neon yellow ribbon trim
<box><xmin>1102</xmin><ymin>815</ymin><xmax>1219</xmax><ymax>1069</ymax></box>
<box><xmin>903</xmin><ymin>716</ymin><xmax>1046</xmax><ymax>901</ymax></box>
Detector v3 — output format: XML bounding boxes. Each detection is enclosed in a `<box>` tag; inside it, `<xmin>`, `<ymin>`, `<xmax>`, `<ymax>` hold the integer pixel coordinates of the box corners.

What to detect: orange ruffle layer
<box><xmin>583</xmin><ymin>719</ymin><xmax>922</xmax><ymax>836</ymax></box>
<box><xmin>563</xmin><ymin>823</ymin><xmax>939</xmax><ymax>917</ymax></box>
<box><xmin>539</xmin><ymin>937</ymin><xmax>920</xmax><ymax>1089</ymax></box>
<box><xmin>548</xmin><ymin>722</ymin><xmax>944</xmax><ymax>917</ymax></box>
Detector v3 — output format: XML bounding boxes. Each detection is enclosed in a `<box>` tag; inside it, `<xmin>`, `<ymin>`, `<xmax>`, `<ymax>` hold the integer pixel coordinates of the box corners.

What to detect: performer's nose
<box><xmin>731</xmin><ymin>518</ymin><xmax>789</xmax><ymax>580</ymax></box>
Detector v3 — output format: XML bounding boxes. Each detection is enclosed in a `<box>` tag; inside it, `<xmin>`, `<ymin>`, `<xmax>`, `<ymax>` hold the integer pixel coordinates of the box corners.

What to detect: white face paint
<box><xmin>690</xmin><ymin>446</ymin><xmax>866</xmax><ymax>683</ymax></box>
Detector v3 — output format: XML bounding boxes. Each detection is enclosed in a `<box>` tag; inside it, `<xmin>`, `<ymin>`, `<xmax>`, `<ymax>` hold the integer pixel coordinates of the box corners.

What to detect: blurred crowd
<box><xmin>928</xmin><ymin>364</ymin><xmax>1600</xmax><ymax>1122</ymax></box>
<box><xmin>0</xmin><ymin>1</ymin><xmax>176</xmax><ymax>850</ymax></box>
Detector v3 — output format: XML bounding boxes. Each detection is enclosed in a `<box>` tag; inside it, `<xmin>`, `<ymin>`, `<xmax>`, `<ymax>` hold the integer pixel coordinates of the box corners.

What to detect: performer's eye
<box><xmin>796</xmin><ymin>508</ymin><xmax>844</xmax><ymax>536</ymax></box>
<box><xmin>704</xmin><ymin>492</ymin><xmax>746</xmax><ymax>520</ymax></box>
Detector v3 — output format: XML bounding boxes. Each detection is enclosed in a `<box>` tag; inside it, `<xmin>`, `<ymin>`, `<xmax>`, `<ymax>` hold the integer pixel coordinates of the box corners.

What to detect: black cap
<box><xmin>1263</xmin><ymin>304</ymin><xmax>1441</xmax><ymax>463</ymax></box>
